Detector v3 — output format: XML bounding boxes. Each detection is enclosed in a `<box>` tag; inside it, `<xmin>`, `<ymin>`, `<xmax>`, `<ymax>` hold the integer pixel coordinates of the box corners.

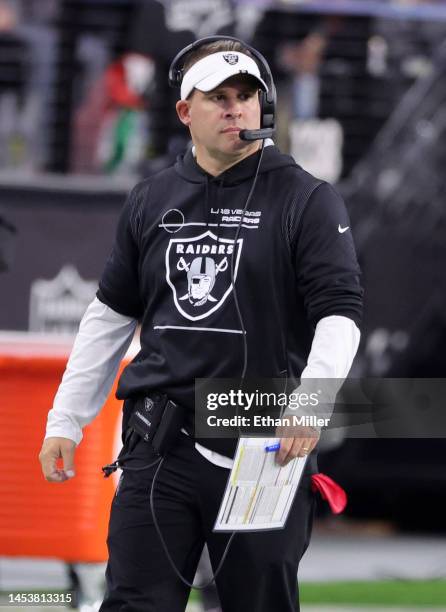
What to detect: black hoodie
<box><xmin>97</xmin><ymin>145</ymin><xmax>363</xmax><ymax>457</ymax></box>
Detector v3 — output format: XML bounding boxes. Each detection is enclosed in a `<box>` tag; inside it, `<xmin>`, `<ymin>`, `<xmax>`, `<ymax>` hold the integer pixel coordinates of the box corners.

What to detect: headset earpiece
<box><xmin>262</xmin><ymin>84</ymin><xmax>276</xmax><ymax>129</ymax></box>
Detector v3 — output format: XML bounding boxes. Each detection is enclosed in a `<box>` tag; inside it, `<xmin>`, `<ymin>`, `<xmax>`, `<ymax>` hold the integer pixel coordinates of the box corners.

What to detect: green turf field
<box><xmin>299</xmin><ymin>580</ymin><xmax>446</xmax><ymax>606</ymax></box>
<box><xmin>188</xmin><ymin>580</ymin><xmax>446</xmax><ymax>607</ymax></box>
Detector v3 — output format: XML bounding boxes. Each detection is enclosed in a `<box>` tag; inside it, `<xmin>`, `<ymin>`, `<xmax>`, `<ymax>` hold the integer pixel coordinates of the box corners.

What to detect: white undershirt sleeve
<box><xmin>301</xmin><ymin>314</ymin><xmax>360</xmax><ymax>381</ymax></box>
<box><xmin>45</xmin><ymin>297</ymin><xmax>137</xmax><ymax>445</ymax></box>
<box><xmin>294</xmin><ymin>314</ymin><xmax>360</xmax><ymax>426</ymax></box>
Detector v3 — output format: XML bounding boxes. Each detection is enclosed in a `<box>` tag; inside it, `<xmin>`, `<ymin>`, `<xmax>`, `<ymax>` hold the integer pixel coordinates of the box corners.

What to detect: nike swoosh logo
<box><xmin>338</xmin><ymin>224</ymin><xmax>350</xmax><ymax>234</ymax></box>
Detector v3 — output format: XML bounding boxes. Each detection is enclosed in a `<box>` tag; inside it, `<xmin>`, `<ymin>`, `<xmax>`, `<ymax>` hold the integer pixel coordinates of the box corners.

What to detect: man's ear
<box><xmin>176</xmin><ymin>99</ymin><xmax>191</xmax><ymax>126</ymax></box>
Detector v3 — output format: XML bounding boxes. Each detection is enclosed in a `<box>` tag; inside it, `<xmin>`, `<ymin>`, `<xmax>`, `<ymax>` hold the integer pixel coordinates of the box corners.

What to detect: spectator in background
<box><xmin>0</xmin><ymin>0</ymin><xmax>57</xmax><ymax>171</ymax></box>
<box><xmin>70</xmin><ymin>50</ymin><xmax>157</xmax><ymax>175</ymax></box>
<box><xmin>0</xmin><ymin>0</ymin><xmax>29</xmax><ymax>168</ymax></box>
<box><xmin>276</xmin><ymin>30</ymin><xmax>328</xmax><ymax>150</ymax></box>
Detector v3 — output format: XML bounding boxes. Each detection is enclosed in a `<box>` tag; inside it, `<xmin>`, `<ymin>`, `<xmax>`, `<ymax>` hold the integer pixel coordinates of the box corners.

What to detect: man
<box><xmin>39</xmin><ymin>37</ymin><xmax>363</xmax><ymax>612</ymax></box>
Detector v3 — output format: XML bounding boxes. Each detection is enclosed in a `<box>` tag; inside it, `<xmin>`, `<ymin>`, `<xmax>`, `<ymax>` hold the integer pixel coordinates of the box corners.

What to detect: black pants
<box><xmin>99</xmin><ymin>433</ymin><xmax>315</xmax><ymax>612</ymax></box>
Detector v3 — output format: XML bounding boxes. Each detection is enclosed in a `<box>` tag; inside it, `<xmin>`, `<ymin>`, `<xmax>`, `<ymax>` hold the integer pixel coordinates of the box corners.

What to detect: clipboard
<box><xmin>213</xmin><ymin>437</ymin><xmax>308</xmax><ymax>532</ymax></box>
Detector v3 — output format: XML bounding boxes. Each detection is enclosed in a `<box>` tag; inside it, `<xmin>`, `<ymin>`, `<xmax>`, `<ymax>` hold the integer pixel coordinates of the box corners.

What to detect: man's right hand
<box><xmin>39</xmin><ymin>437</ymin><xmax>76</xmax><ymax>482</ymax></box>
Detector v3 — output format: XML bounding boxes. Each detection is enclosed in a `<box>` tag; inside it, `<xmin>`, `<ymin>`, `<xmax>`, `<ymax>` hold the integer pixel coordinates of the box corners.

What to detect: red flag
<box><xmin>311</xmin><ymin>473</ymin><xmax>347</xmax><ymax>514</ymax></box>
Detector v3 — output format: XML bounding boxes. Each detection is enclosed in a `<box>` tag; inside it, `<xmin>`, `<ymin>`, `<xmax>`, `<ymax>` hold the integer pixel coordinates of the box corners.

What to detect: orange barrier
<box><xmin>0</xmin><ymin>335</ymin><xmax>127</xmax><ymax>562</ymax></box>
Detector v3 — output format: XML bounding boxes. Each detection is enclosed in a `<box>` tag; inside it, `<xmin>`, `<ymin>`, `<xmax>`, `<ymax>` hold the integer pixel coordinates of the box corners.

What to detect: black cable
<box><xmin>231</xmin><ymin>141</ymin><xmax>266</xmax><ymax>437</ymax></box>
<box><xmin>149</xmin><ymin>457</ymin><xmax>237</xmax><ymax>589</ymax></box>
<box><xmin>102</xmin><ymin>455</ymin><xmax>161</xmax><ymax>477</ymax></box>
<box><xmin>118</xmin><ymin>456</ymin><xmax>162</xmax><ymax>472</ymax></box>
<box><xmin>230</xmin><ymin>140</ymin><xmax>265</xmax><ymax>380</ymax></box>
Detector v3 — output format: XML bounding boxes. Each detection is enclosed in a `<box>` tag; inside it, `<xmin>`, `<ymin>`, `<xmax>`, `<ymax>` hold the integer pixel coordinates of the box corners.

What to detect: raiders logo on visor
<box><xmin>223</xmin><ymin>53</ymin><xmax>239</xmax><ymax>65</ymax></box>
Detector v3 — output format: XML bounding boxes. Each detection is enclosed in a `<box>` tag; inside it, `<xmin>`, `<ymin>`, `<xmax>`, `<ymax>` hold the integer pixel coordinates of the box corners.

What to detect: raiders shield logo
<box><xmin>165</xmin><ymin>231</ymin><xmax>243</xmax><ymax>321</ymax></box>
<box><xmin>223</xmin><ymin>53</ymin><xmax>239</xmax><ymax>66</ymax></box>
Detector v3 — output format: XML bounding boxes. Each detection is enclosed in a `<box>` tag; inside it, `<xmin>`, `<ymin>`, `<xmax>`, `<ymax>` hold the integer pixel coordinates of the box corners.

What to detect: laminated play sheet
<box><xmin>213</xmin><ymin>437</ymin><xmax>308</xmax><ymax>532</ymax></box>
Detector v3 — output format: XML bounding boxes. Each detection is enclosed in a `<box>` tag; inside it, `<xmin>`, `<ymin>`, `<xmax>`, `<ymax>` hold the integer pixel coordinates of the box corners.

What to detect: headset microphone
<box><xmin>239</xmin><ymin>128</ymin><xmax>274</xmax><ymax>141</ymax></box>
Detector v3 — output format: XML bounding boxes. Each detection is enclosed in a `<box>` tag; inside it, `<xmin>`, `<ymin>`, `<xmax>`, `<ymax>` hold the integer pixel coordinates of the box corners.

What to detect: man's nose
<box><xmin>224</xmin><ymin>98</ymin><xmax>242</xmax><ymax>117</ymax></box>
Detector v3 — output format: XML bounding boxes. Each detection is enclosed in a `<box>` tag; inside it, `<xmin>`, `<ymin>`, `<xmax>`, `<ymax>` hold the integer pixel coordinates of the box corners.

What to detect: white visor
<box><xmin>180</xmin><ymin>51</ymin><xmax>268</xmax><ymax>100</ymax></box>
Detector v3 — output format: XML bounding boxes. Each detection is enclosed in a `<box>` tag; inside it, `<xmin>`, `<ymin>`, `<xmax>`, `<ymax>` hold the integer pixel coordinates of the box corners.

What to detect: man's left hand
<box><xmin>275</xmin><ymin>424</ymin><xmax>320</xmax><ymax>466</ymax></box>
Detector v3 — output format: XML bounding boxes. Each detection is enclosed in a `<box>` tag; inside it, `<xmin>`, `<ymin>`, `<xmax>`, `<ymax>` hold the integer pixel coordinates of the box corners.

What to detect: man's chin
<box><xmin>222</xmin><ymin>133</ymin><xmax>255</xmax><ymax>151</ymax></box>
<box><xmin>220</xmin><ymin>131</ymin><xmax>242</xmax><ymax>143</ymax></box>
<box><xmin>208</xmin><ymin>136</ymin><xmax>259</xmax><ymax>160</ymax></box>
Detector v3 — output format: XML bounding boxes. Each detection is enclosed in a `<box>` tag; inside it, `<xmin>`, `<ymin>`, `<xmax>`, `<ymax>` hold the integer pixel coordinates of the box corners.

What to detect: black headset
<box><xmin>168</xmin><ymin>35</ymin><xmax>276</xmax><ymax>141</ymax></box>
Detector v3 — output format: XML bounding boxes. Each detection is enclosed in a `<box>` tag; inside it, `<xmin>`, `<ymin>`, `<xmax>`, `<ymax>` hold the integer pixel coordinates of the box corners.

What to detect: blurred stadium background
<box><xmin>1</xmin><ymin>0</ymin><xmax>446</xmax><ymax>610</ymax></box>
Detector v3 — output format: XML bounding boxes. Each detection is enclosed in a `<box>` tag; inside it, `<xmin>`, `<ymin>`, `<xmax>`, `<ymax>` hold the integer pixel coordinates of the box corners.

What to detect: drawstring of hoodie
<box><xmin>205</xmin><ymin>174</ymin><xmax>225</xmax><ymax>248</ymax></box>
<box><xmin>215</xmin><ymin>175</ymin><xmax>224</xmax><ymax>247</ymax></box>
<box><xmin>204</xmin><ymin>175</ymin><xmax>210</xmax><ymax>229</ymax></box>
